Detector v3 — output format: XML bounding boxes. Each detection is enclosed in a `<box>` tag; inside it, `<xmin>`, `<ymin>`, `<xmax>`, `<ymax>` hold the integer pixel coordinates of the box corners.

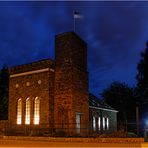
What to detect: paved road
<box><xmin>0</xmin><ymin>139</ymin><xmax>143</xmax><ymax>147</ymax></box>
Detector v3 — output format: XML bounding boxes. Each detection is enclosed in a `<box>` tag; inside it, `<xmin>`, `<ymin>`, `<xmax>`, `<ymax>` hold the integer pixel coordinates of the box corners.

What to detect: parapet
<box><xmin>9</xmin><ymin>58</ymin><xmax>54</xmax><ymax>75</ymax></box>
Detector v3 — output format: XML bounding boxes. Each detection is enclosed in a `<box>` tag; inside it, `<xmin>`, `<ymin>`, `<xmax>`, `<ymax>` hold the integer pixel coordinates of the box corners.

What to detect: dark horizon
<box><xmin>0</xmin><ymin>1</ymin><xmax>147</xmax><ymax>97</ymax></box>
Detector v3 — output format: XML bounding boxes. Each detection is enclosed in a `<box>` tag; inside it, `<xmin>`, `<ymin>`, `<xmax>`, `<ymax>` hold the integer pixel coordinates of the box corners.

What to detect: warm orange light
<box><xmin>17</xmin><ymin>98</ymin><xmax>22</xmax><ymax>125</ymax></box>
<box><xmin>25</xmin><ymin>98</ymin><xmax>30</xmax><ymax>125</ymax></box>
<box><xmin>34</xmin><ymin>97</ymin><xmax>40</xmax><ymax>125</ymax></box>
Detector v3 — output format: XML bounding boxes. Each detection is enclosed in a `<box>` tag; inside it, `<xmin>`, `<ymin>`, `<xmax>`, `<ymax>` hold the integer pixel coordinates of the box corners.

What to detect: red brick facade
<box><xmin>6</xmin><ymin>32</ymin><xmax>117</xmax><ymax>136</ymax></box>
<box><xmin>54</xmin><ymin>33</ymin><xmax>89</xmax><ymax>136</ymax></box>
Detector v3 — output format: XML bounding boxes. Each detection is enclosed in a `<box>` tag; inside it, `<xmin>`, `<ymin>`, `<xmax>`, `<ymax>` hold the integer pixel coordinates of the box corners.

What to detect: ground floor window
<box><xmin>76</xmin><ymin>113</ymin><xmax>81</xmax><ymax>134</ymax></box>
<box><xmin>103</xmin><ymin>117</ymin><xmax>105</xmax><ymax>130</ymax></box>
<box><xmin>98</xmin><ymin>117</ymin><xmax>101</xmax><ymax>130</ymax></box>
<box><xmin>106</xmin><ymin>117</ymin><xmax>109</xmax><ymax>130</ymax></box>
<box><xmin>93</xmin><ymin>116</ymin><xmax>96</xmax><ymax>131</ymax></box>
<box><xmin>92</xmin><ymin>116</ymin><xmax>109</xmax><ymax>131</ymax></box>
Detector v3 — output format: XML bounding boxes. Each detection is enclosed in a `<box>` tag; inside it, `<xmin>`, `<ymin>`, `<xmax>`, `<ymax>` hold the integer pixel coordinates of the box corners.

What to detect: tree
<box><xmin>137</xmin><ymin>41</ymin><xmax>148</xmax><ymax>89</ymax></box>
<box><xmin>0</xmin><ymin>66</ymin><xmax>9</xmax><ymax>120</ymax></box>
<box><xmin>101</xmin><ymin>81</ymin><xmax>136</xmax><ymax>130</ymax></box>
<box><xmin>136</xmin><ymin>41</ymin><xmax>148</xmax><ymax>128</ymax></box>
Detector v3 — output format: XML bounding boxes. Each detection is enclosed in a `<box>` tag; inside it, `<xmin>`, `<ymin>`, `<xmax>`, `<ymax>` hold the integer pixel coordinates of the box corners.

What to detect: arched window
<box><xmin>17</xmin><ymin>98</ymin><xmax>22</xmax><ymax>125</ymax></box>
<box><xmin>34</xmin><ymin>97</ymin><xmax>40</xmax><ymax>125</ymax></box>
<box><xmin>25</xmin><ymin>98</ymin><xmax>30</xmax><ymax>125</ymax></box>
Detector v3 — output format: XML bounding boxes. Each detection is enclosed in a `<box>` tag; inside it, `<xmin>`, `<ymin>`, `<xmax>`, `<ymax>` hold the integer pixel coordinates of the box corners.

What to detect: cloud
<box><xmin>0</xmin><ymin>1</ymin><xmax>148</xmax><ymax>97</ymax></box>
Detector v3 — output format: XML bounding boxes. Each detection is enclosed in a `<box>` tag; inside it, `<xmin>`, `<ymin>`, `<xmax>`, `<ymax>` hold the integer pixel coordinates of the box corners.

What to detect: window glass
<box><xmin>93</xmin><ymin>116</ymin><xmax>96</xmax><ymax>131</ymax></box>
<box><xmin>25</xmin><ymin>98</ymin><xmax>30</xmax><ymax>124</ymax></box>
<box><xmin>98</xmin><ymin>117</ymin><xmax>101</xmax><ymax>131</ymax></box>
<box><xmin>34</xmin><ymin>97</ymin><xmax>40</xmax><ymax>125</ymax></box>
<box><xmin>17</xmin><ymin>98</ymin><xmax>22</xmax><ymax>125</ymax></box>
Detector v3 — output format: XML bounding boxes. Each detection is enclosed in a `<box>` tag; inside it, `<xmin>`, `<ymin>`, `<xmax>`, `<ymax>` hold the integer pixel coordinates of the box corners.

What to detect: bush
<box><xmin>98</xmin><ymin>130</ymin><xmax>137</xmax><ymax>138</ymax></box>
<box><xmin>53</xmin><ymin>130</ymin><xmax>67</xmax><ymax>137</ymax></box>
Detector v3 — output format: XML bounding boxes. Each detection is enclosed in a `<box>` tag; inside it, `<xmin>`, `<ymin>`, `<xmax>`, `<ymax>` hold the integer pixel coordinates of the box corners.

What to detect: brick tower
<box><xmin>54</xmin><ymin>32</ymin><xmax>89</xmax><ymax>136</ymax></box>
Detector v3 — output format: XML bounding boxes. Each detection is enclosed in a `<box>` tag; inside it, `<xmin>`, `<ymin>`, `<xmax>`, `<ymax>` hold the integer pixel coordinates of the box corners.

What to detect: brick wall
<box><xmin>8</xmin><ymin>59</ymin><xmax>54</xmax><ymax>135</ymax></box>
<box><xmin>54</xmin><ymin>32</ymin><xmax>89</xmax><ymax>136</ymax></box>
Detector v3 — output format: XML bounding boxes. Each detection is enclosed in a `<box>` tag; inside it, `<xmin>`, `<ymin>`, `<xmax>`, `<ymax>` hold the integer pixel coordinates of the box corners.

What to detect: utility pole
<box><xmin>136</xmin><ymin>106</ymin><xmax>139</xmax><ymax>136</ymax></box>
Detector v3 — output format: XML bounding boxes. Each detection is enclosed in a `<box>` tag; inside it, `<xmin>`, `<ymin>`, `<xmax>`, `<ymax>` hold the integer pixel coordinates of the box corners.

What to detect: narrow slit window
<box><xmin>107</xmin><ymin>117</ymin><xmax>109</xmax><ymax>130</ymax></box>
<box><xmin>17</xmin><ymin>98</ymin><xmax>22</xmax><ymax>125</ymax></box>
<box><xmin>103</xmin><ymin>117</ymin><xmax>105</xmax><ymax>130</ymax></box>
<box><xmin>93</xmin><ymin>116</ymin><xmax>96</xmax><ymax>131</ymax></box>
<box><xmin>34</xmin><ymin>97</ymin><xmax>40</xmax><ymax>125</ymax></box>
<box><xmin>98</xmin><ymin>117</ymin><xmax>101</xmax><ymax>131</ymax></box>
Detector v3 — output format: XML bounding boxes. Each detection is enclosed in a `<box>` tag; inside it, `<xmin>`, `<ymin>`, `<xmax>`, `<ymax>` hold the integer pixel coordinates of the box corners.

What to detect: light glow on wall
<box><xmin>34</xmin><ymin>97</ymin><xmax>40</xmax><ymax>125</ymax></box>
<box><xmin>25</xmin><ymin>98</ymin><xmax>30</xmax><ymax>125</ymax></box>
<box><xmin>17</xmin><ymin>98</ymin><xmax>22</xmax><ymax>125</ymax></box>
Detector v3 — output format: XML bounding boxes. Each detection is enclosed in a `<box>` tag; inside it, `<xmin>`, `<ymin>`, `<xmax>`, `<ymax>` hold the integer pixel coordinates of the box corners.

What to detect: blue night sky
<box><xmin>0</xmin><ymin>1</ymin><xmax>148</xmax><ymax>97</ymax></box>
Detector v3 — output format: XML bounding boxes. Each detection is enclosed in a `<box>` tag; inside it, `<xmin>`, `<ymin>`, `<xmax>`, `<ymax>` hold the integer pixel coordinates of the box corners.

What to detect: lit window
<box><xmin>34</xmin><ymin>97</ymin><xmax>40</xmax><ymax>125</ymax></box>
<box><xmin>17</xmin><ymin>98</ymin><xmax>22</xmax><ymax>125</ymax></box>
<box><xmin>93</xmin><ymin>116</ymin><xmax>96</xmax><ymax>131</ymax></box>
<box><xmin>107</xmin><ymin>117</ymin><xmax>109</xmax><ymax>130</ymax></box>
<box><xmin>103</xmin><ymin>117</ymin><xmax>105</xmax><ymax>130</ymax></box>
<box><xmin>98</xmin><ymin>117</ymin><xmax>101</xmax><ymax>131</ymax></box>
<box><xmin>25</xmin><ymin>98</ymin><xmax>30</xmax><ymax>125</ymax></box>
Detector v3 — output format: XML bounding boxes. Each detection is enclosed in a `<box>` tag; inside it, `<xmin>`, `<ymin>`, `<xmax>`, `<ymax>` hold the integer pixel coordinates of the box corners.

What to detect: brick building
<box><xmin>5</xmin><ymin>32</ymin><xmax>117</xmax><ymax>136</ymax></box>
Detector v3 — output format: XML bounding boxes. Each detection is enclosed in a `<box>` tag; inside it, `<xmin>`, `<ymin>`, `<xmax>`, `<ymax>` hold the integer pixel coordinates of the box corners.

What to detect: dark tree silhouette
<box><xmin>101</xmin><ymin>81</ymin><xmax>136</xmax><ymax>131</ymax></box>
<box><xmin>0</xmin><ymin>66</ymin><xmax>9</xmax><ymax>120</ymax></box>
<box><xmin>136</xmin><ymin>41</ymin><xmax>148</xmax><ymax>127</ymax></box>
<box><xmin>137</xmin><ymin>41</ymin><xmax>148</xmax><ymax>88</ymax></box>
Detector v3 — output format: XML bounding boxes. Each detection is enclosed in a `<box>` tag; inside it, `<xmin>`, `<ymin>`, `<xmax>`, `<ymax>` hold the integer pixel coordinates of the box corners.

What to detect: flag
<box><xmin>73</xmin><ymin>11</ymin><xmax>83</xmax><ymax>19</ymax></box>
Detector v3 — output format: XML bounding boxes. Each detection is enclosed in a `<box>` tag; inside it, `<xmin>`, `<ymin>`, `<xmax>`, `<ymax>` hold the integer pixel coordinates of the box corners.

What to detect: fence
<box><xmin>2</xmin><ymin>122</ymin><xmax>114</xmax><ymax>137</ymax></box>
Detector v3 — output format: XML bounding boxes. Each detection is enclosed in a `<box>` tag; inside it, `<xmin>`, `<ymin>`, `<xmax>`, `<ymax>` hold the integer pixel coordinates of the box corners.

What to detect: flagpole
<box><xmin>73</xmin><ymin>11</ymin><xmax>83</xmax><ymax>32</ymax></box>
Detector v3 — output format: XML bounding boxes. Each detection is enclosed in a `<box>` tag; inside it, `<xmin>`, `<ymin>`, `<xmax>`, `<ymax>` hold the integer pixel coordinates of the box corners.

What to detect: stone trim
<box><xmin>10</xmin><ymin>68</ymin><xmax>50</xmax><ymax>78</ymax></box>
<box><xmin>89</xmin><ymin>106</ymin><xmax>118</xmax><ymax>113</ymax></box>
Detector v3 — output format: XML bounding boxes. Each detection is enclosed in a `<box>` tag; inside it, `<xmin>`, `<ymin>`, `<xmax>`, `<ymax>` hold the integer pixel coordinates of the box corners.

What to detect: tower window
<box><xmin>17</xmin><ymin>98</ymin><xmax>22</xmax><ymax>125</ymax></box>
<box><xmin>25</xmin><ymin>98</ymin><xmax>30</xmax><ymax>125</ymax></box>
<box><xmin>34</xmin><ymin>97</ymin><xmax>40</xmax><ymax>125</ymax></box>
